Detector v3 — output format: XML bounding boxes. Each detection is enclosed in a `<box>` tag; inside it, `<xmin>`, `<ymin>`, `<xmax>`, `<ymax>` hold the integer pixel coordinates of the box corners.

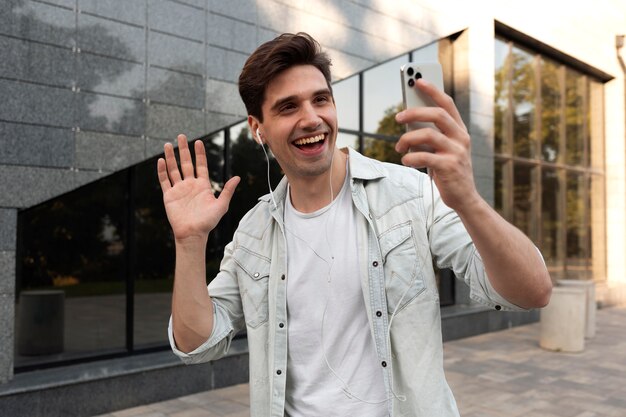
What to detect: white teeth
<box><xmin>294</xmin><ymin>134</ymin><xmax>324</xmax><ymax>146</ymax></box>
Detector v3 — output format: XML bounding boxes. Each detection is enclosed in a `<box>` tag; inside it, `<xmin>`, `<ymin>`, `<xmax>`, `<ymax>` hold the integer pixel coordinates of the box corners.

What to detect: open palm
<box><xmin>157</xmin><ymin>134</ymin><xmax>240</xmax><ymax>242</ymax></box>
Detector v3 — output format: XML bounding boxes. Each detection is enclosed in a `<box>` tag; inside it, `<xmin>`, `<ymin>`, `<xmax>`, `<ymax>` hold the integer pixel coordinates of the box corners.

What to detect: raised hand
<box><xmin>394</xmin><ymin>78</ymin><xmax>478</xmax><ymax>212</ymax></box>
<box><xmin>157</xmin><ymin>134</ymin><xmax>240</xmax><ymax>243</ymax></box>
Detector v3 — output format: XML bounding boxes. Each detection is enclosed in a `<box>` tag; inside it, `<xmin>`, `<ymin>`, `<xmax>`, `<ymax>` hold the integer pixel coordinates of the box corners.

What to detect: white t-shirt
<box><xmin>283</xmin><ymin>170</ymin><xmax>387</xmax><ymax>417</ymax></box>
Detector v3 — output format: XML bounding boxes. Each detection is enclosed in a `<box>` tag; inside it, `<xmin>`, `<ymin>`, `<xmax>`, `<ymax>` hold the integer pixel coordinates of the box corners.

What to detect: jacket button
<box><xmin>376</xmin><ymin>310</ymin><xmax>382</xmax><ymax>317</ymax></box>
<box><xmin>277</xmin><ymin>370</ymin><xmax>282</xmax><ymax>375</ymax></box>
<box><xmin>281</xmin><ymin>274</ymin><xmax>285</xmax><ymax>280</ymax></box>
<box><xmin>372</xmin><ymin>261</ymin><xmax>378</xmax><ymax>267</ymax></box>
<box><xmin>254</xmin><ymin>272</ymin><xmax>260</xmax><ymax>278</ymax></box>
<box><xmin>495</xmin><ymin>305</ymin><xmax>502</xmax><ymax>311</ymax></box>
<box><xmin>381</xmin><ymin>361</ymin><xmax>387</xmax><ymax>367</ymax></box>
<box><xmin>279</xmin><ymin>323</ymin><xmax>285</xmax><ymax>328</ymax></box>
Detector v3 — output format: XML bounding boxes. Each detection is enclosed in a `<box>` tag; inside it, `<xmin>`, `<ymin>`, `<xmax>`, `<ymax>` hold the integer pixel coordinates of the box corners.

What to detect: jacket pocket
<box><xmin>379</xmin><ymin>222</ymin><xmax>426</xmax><ymax>314</ymax></box>
<box><xmin>233</xmin><ymin>248</ymin><xmax>270</xmax><ymax>328</ymax></box>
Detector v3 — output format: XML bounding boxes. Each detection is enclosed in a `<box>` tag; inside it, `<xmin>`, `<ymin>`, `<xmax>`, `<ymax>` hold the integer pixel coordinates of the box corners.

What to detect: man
<box><xmin>157</xmin><ymin>32</ymin><xmax>552</xmax><ymax>416</ymax></box>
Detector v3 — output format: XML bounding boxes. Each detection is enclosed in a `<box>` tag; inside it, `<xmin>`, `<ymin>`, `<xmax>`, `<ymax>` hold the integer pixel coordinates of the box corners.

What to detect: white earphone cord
<box><xmin>259</xmin><ymin>135</ymin><xmax>434</xmax><ymax>405</ymax></box>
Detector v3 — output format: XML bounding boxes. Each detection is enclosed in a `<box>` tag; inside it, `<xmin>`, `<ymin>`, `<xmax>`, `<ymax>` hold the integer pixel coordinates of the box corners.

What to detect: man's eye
<box><xmin>315</xmin><ymin>96</ymin><xmax>329</xmax><ymax>103</ymax></box>
<box><xmin>280</xmin><ymin>104</ymin><xmax>296</xmax><ymax>112</ymax></box>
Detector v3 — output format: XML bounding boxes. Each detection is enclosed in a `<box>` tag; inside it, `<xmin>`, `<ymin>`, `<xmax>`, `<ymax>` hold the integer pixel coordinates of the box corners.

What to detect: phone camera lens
<box><xmin>407</xmin><ymin>67</ymin><xmax>414</xmax><ymax>76</ymax></box>
<box><xmin>415</xmin><ymin>72</ymin><xmax>422</xmax><ymax>80</ymax></box>
<box><xmin>408</xmin><ymin>79</ymin><xmax>415</xmax><ymax>87</ymax></box>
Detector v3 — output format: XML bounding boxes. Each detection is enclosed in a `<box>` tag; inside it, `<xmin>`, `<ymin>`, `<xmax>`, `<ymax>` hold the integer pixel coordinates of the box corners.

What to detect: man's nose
<box><xmin>299</xmin><ymin>102</ymin><xmax>322</xmax><ymax>130</ymax></box>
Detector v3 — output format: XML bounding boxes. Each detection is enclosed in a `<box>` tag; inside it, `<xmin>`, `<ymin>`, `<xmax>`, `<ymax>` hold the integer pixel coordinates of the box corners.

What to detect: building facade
<box><xmin>1</xmin><ymin>0</ymin><xmax>625</xmax><ymax>414</ymax></box>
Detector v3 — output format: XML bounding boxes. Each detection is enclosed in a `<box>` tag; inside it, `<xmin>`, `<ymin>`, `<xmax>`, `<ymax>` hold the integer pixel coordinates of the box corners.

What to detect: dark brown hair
<box><xmin>238</xmin><ymin>32</ymin><xmax>332</xmax><ymax>121</ymax></box>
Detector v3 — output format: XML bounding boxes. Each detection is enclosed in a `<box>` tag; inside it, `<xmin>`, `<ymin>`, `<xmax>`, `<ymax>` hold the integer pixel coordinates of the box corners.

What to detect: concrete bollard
<box><xmin>540</xmin><ymin>286</ymin><xmax>586</xmax><ymax>353</ymax></box>
<box><xmin>557</xmin><ymin>279</ymin><xmax>596</xmax><ymax>339</ymax></box>
<box><xmin>17</xmin><ymin>290</ymin><xmax>65</xmax><ymax>356</ymax></box>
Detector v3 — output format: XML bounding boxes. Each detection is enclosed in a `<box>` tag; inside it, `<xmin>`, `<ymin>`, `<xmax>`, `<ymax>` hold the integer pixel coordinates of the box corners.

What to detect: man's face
<box><xmin>253</xmin><ymin>64</ymin><xmax>338</xmax><ymax>181</ymax></box>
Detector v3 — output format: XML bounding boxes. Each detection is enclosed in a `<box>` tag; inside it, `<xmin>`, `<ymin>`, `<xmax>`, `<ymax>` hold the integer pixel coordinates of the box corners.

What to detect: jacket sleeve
<box><xmin>422</xmin><ymin>176</ymin><xmax>529</xmax><ymax>312</ymax></box>
<box><xmin>168</xmin><ymin>241</ymin><xmax>246</xmax><ymax>364</ymax></box>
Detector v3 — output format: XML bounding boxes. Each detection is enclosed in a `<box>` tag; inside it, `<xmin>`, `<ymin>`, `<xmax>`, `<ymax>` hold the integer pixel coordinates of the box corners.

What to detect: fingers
<box><xmin>217</xmin><ymin>176</ymin><xmax>241</xmax><ymax>208</ymax></box>
<box><xmin>194</xmin><ymin>140</ymin><xmax>210</xmax><ymax>180</ymax></box>
<box><xmin>157</xmin><ymin>158</ymin><xmax>171</xmax><ymax>191</ymax></box>
<box><xmin>177</xmin><ymin>134</ymin><xmax>195</xmax><ymax>179</ymax></box>
<box><xmin>164</xmin><ymin>142</ymin><xmax>182</xmax><ymax>184</ymax></box>
<box><xmin>413</xmin><ymin>78</ymin><xmax>466</xmax><ymax>130</ymax></box>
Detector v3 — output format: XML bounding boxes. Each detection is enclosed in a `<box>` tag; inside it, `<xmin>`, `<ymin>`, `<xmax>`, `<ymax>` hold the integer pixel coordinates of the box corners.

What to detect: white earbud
<box><xmin>255</xmin><ymin>128</ymin><xmax>263</xmax><ymax>145</ymax></box>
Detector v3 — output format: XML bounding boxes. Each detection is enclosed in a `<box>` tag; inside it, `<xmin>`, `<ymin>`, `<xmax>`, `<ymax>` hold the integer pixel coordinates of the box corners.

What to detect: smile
<box><xmin>293</xmin><ymin>133</ymin><xmax>325</xmax><ymax>146</ymax></box>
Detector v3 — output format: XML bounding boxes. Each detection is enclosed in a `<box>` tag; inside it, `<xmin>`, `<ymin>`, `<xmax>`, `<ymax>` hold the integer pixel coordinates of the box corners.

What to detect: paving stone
<box><xmin>100</xmin><ymin>306</ymin><xmax>626</xmax><ymax>417</ymax></box>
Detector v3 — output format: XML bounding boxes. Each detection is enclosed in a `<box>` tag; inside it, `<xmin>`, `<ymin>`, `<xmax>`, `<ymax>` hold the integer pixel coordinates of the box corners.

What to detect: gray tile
<box><xmin>148</xmin><ymin>67</ymin><xmax>204</xmax><ymax>109</ymax></box>
<box><xmin>78</xmin><ymin>52</ymin><xmax>145</xmax><ymax>99</ymax></box>
<box><xmin>0</xmin><ymin>122</ymin><xmax>74</xmax><ymax>168</ymax></box>
<box><xmin>42</xmin><ymin>0</ymin><xmax>75</xmax><ymax>8</ymax></box>
<box><xmin>0</xmin><ymin>251</ymin><xmax>16</xmax><ymax>294</ymax></box>
<box><xmin>147</xmin><ymin>103</ymin><xmax>205</xmax><ymax>140</ymax></box>
<box><xmin>207</xmin><ymin>12</ymin><xmax>257</xmax><ymax>53</ymax></box>
<box><xmin>79</xmin><ymin>0</ymin><xmax>147</xmax><ymax>27</ymax></box>
<box><xmin>0</xmin><ymin>1</ymin><xmax>76</xmax><ymax>47</ymax></box>
<box><xmin>206</xmin><ymin>46</ymin><xmax>247</xmax><ymax>83</ymax></box>
<box><xmin>0</xmin><ymin>165</ymin><xmax>104</xmax><ymax>208</ymax></box>
<box><xmin>0</xmin><ymin>294</ymin><xmax>15</xmax><ymax>383</ymax></box>
<box><xmin>206</xmin><ymin>111</ymin><xmax>244</xmax><ymax>133</ymax></box>
<box><xmin>0</xmin><ymin>210</ymin><xmax>17</xmax><ymax>252</ymax></box>
<box><xmin>148</xmin><ymin>0</ymin><xmax>204</xmax><ymax>41</ymax></box>
<box><xmin>209</xmin><ymin>0</ymin><xmax>257</xmax><ymax>24</ymax></box>
<box><xmin>77</xmin><ymin>92</ymin><xmax>145</xmax><ymax>136</ymax></box>
<box><xmin>205</xmin><ymin>79</ymin><xmax>245</xmax><ymax>116</ymax></box>
<box><xmin>75</xmin><ymin>131</ymin><xmax>145</xmax><ymax>171</ymax></box>
<box><xmin>0</xmin><ymin>79</ymin><xmax>74</xmax><ymax>127</ymax></box>
<box><xmin>0</xmin><ymin>36</ymin><xmax>74</xmax><ymax>88</ymax></box>
<box><xmin>78</xmin><ymin>13</ymin><xmax>146</xmax><ymax>61</ymax></box>
<box><xmin>177</xmin><ymin>0</ymin><xmax>205</xmax><ymax>9</ymax></box>
<box><xmin>149</xmin><ymin>31</ymin><xmax>204</xmax><ymax>75</ymax></box>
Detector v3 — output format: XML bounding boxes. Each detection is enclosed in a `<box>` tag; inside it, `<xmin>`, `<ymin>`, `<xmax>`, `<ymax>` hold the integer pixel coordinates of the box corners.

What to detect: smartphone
<box><xmin>400</xmin><ymin>62</ymin><xmax>444</xmax><ymax>154</ymax></box>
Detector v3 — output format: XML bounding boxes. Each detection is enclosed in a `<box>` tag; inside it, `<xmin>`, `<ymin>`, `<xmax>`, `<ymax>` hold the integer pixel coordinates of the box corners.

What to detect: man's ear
<box><xmin>247</xmin><ymin>116</ymin><xmax>263</xmax><ymax>145</ymax></box>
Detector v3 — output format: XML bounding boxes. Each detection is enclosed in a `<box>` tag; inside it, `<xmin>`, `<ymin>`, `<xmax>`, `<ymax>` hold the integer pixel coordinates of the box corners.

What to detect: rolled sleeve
<box><xmin>168</xmin><ymin>299</ymin><xmax>235</xmax><ymax>364</ymax></box>
<box><xmin>466</xmin><ymin>247</ymin><xmax>528</xmax><ymax>312</ymax></box>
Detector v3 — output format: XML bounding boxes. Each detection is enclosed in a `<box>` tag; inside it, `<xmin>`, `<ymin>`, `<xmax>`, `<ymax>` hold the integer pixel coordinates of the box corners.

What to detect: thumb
<box><xmin>217</xmin><ymin>176</ymin><xmax>240</xmax><ymax>208</ymax></box>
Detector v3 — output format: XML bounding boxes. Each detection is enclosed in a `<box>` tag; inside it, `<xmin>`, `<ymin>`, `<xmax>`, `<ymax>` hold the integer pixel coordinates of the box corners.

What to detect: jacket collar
<box><xmin>258</xmin><ymin>148</ymin><xmax>388</xmax><ymax>207</ymax></box>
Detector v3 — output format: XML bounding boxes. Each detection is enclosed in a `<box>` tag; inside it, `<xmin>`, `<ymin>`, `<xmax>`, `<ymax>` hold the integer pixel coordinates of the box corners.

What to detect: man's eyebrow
<box><xmin>270</xmin><ymin>88</ymin><xmax>332</xmax><ymax>113</ymax></box>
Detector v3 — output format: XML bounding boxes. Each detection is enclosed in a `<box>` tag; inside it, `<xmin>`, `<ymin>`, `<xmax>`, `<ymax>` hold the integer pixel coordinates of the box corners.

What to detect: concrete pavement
<box><xmin>94</xmin><ymin>305</ymin><xmax>626</xmax><ymax>417</ymax></box>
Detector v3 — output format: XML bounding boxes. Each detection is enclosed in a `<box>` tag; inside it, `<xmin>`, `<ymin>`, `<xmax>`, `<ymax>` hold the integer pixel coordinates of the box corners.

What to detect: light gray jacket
<box><xmin>169</xmin><ymin>148</ymin><xmax>525</xmax><ymax>416</ymax></box>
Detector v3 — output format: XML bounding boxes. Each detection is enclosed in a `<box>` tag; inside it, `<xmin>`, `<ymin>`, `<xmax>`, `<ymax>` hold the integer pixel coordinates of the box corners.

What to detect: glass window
<box><xmin>494</xmin><ymin>38</ymin><xmax>510</xmax><ymax>155</ymax></box>
<box><xmin>513</xmin><ymin>163</ymin><xmax>536</xmax><ymax>240</ymax></box>
<box><xmin>566</xmin><ymin>172</ymin><xmax>590</xmax><ymax>279</ymax></box>
<box><xmin>565</xmin><ymin>68</ymin><xmax>586</xmax><ymax>166</ymax></box>
<box><xmin>362</xmin><ymin>136</ymin><xmax>402</xmax><ymax>165</ymax></box>
<box><xmin>363</xmin><ymin>55</ymin><xmax>407</xmax><ymax>134</ymax></box>
<box><xmin>511</xmin><ymin>46</ymin><xmax>537</xmax><ymax>159</ymax></box>
<box><xmin>334</xmin><ymin>75</ymin><xmax>359</xmax><ymax>131</ymax></box>
<box><xmin>16</xmin><ymin>171</ymin><xmax>127</xmax><ymax>368</ymax></box>
<box><xmin>541</xmin><ymin>168</ymin><xmax>564</xmax><ymax>280</ymax></box>
<box><xmin>494</xmin><ymin>36</ymin><xmax>605</xmax><ymax>283</ymax></box>
<box><xmin>540</xmin><ymin>58</ymin><xmax>562</xmax><ymax>163</ymax></box>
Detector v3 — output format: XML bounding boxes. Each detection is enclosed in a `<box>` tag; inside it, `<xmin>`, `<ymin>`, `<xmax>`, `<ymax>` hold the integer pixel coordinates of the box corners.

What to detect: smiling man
<box><xmin>158</xmin><ymin>33</ymin><xmax>552</xmax><ymax>417</ymax></box>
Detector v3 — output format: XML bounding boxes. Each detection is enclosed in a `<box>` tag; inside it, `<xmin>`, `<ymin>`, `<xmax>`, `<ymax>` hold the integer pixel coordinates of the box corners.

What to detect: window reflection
<box><xmin>541</xmin><ymin>168</ymin><xmax>564</xmax><ymax>281</ymax></box>
<box><xmin>494</xmin><ymin>37</ymin><xmax>604</xmax><ymax>283</ymax></box>
<box><xmin>541</xmin><ymin>58</ymin><xmax>561</xmax><ymax>163</ymax></box>
<box><xmin>513</xmin><ymin>164</ymin><xmax>536</xmax><ymax>239</ymax></box>
<box><xmin>511</xmin><ymin>46</ymin><xmax>536</xmax><ymax>159</ymax></box>
<box><xmin>363</xmin><ymin>55</ymin><xmax>407</xmax><ymax>134</ymax></box>
<box><xmin>17</xmin><ymin>172</ymin><xmax>127</xmax><ymax>367</ymax></box>
<box><xmin>494</xmin><ymin>38</ymin><xmax>510</xmax><ymax>155</ymax></box>
<box><xmin>566</xmin><ymin>173</ymin><xmax>590</xmax><ymax>279</ymax></box>
<box><xmin>334</xmin><ymin>75</ymin><xmax>359</xmax><ymax>131</ymax></box>
<box><xmin>565</xmin><ymin>69</ymin><xmax>586</xmax><ymax>166</ymax></box>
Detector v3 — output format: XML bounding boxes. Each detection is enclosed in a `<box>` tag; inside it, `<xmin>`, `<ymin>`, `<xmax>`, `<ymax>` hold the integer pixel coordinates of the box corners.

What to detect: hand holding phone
<box><xmin>400</xmin><ymin>62</ymin><xmax>444</xmax><ymax>154</ymax></box>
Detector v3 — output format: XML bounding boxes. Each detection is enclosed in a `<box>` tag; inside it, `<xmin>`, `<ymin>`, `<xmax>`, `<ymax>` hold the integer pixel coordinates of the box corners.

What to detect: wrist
<box><xmin>174</xmin><ymin>234</ymin><xmax>209</xmax><ymax>251</ymax></box>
